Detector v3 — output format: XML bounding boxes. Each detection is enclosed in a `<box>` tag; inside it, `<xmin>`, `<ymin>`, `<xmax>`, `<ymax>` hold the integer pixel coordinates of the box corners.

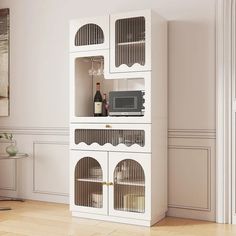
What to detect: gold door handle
<box><xmin>105</xmin><ymin>124</ymin><xmax>112</xmax><ymax>128</ymax></box>
<box><xmin>102</xmin><ymin>182</ymin><xmax>113</xmax><ymax>186</ymax></box>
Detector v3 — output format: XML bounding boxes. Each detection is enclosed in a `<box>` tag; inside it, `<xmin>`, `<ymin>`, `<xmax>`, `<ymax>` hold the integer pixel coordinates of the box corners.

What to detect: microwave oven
<box><xmin>109</xmin><ymin>90</ymin><xmax>145</xmax><ymax>116</ymax></box>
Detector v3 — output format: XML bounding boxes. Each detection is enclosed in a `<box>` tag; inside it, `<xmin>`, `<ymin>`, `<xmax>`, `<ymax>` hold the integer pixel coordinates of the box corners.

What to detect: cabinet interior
<box><xmin>74</xmin><ymin>56</ymin><xmax>145</xmax><ymax>117</ymax></box>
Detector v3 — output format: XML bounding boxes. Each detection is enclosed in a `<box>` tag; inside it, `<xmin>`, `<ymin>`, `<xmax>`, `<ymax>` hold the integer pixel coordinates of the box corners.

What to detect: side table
<box><xmin>0</xmin><ymin>153</ymin><xmax>29</xmax><ymax>211</ymax></box>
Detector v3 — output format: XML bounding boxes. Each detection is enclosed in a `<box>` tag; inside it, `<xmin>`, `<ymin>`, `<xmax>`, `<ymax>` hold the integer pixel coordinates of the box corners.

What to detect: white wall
<box><xmin>0</xmin><ymin>0</ymin><xmax>216</xmax><ymax>221</ymax></box>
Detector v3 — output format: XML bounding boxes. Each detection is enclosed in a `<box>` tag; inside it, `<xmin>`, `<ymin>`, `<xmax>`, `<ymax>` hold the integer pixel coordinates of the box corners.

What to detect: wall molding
<box><xmin>168</xmin><ymin>145</ymin><xmax>211</xmax><ymax>212</ymax></box>
<box><xmin>0</xmin><ymin>126</ymin><xmax>215</xmax><ymax>138</ymax></box>
<box><xmin>168</xmin><ymin>129</ymin><xmax>216</xmax><ymax>139</ymax></box>
<box><xmin>33</xmin><ymin>141</ymin><xmax>69</xmax><ymax>196</ymax></box>
<box><xmin>0</xmin><ymin>126</ymin><xmax>69</xmax><ymax>136</ymax></box>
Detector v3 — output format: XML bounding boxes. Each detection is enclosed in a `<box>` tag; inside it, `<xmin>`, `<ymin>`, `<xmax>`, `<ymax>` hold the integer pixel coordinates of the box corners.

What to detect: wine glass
<box><xmin>96</xmin><ymin>59</ymin><xmax>104</xmax><ymax>76</ymax></box>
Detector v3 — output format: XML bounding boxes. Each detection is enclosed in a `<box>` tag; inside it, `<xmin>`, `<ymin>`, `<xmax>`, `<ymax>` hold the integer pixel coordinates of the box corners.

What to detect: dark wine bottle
<box><xmin>94</xmin><ymin>83</ymin><xmax>102</xmax><ymax>116</ymax></box>
<box><xmin>102</xmin><ymin>93</ymin><xmax>108</xmax><ymax>117</ymax></box>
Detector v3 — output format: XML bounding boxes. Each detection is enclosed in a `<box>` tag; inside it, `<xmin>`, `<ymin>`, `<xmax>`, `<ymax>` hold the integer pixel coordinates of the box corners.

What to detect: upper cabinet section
<box><xmin>70</xmin><ymin>10</ymin><xmax>166</xmax><ymax>73</ymax></box>
<box><xmin>110</xmin><ymin>10</ymin><xmax>151</xmax><ymax>73</ymax></box>
<box><xmin>70</xmin><ymin>16</ymin><xmax>109</xmax><ymax>52</ymax></box>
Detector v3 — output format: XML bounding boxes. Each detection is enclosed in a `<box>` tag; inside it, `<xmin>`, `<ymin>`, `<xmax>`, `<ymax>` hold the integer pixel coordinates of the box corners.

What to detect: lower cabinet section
<box><xmin>70</xmin><ymin>150</ymin><xmax>153</xmax><ymax>225</ymax></box>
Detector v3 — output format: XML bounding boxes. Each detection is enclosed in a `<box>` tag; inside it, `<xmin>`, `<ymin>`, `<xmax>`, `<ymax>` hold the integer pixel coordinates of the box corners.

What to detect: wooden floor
<box><xmin>0</xmin><ymin>201</ymin><xmax>235</xmax><ymax>236</ymax></box>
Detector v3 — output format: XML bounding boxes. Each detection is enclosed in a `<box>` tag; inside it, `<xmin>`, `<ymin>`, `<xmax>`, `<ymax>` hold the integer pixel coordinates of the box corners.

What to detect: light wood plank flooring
<box><xmin>0</xmin><ymin>200</ymin><xmax>235</xmax><ymax>236</ymax></box>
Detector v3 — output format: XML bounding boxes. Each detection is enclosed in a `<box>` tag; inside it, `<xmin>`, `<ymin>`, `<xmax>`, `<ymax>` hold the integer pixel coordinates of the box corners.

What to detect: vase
<box><xmin>6</xmin><ymin>140</ymin><xmax>18</xmax><ymax>156</ymax></box>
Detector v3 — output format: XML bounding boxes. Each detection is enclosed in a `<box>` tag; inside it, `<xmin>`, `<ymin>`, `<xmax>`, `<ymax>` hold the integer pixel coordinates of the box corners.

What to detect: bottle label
<box><xmin>94</xmin><ymin>102</ymin><xmax>102</xmax><ymax>114</ymax></box>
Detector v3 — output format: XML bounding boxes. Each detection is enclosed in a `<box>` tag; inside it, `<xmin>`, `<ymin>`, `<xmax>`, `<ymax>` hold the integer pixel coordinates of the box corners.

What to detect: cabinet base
<box><xmin>71</xmin><ymin>211</ymin><xmax>166</xmax><ymax>226</ymax></box>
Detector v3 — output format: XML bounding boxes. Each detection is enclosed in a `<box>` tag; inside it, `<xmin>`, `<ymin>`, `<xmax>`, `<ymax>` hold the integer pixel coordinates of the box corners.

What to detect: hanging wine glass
<box><xmin>88</xmin><ymin>59</ymin><xmax>96</xmax><ymax>76</ymax></box>
<box><xmin>97</xmin><ymin>59</ymin><xmax>104</xmax><ymax>76</ymax></box>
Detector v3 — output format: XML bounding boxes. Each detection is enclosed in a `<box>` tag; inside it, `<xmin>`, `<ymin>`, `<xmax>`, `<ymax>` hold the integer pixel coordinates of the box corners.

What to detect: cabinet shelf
<box><xmin>76</xmin><ymin>178</ymin><xmax>103</xmax><ymax>183</ymax></box>
<box><xmin>117</xmin><ymin>40</ymin><xmax>145</xmax><ymax>46</ymax></box>
<box><xmin>115</xmin><ymin>180</ymin><xmax>145</xmax><ymax>186</ymax></box>
<box><xmin>115</xmin><ymin>207</ymin><xmax>145</xmax><ymax>213</ymax></box>
<box><xmin>70</xmin><ymin>116</ymin><xmax>148</xmax><ymax>124</ymax></box>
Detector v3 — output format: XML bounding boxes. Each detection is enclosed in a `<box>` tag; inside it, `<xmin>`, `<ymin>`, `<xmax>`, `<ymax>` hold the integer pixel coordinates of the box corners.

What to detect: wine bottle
<box><xmin>94</xmin><ymin>83</ymin><xmax>102</xmax><ymax>116</ymax></box>
<box><xmin>102</xmin><ymin>93</ymin><xmax>108</xmax><ymax>117</ymax></box>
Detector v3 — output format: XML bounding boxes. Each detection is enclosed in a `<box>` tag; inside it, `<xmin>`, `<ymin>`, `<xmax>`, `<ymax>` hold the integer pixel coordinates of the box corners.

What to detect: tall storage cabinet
<box><xmin>69</xmin><ymin>9</ymin><xmax>167</xmax><ymax>226</ymax></box>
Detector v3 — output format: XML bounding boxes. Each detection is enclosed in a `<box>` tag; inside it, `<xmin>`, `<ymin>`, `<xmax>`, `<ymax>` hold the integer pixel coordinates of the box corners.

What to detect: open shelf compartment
<box><xmin>73</xmin><ymin>55</ymin><xmax>146</xmax><ymax>117</ymax></box>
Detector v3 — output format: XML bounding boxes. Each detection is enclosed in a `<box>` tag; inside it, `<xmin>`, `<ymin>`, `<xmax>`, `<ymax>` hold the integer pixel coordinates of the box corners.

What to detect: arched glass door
<box><xmin>74</xmin><ymin>157</ymin><xmax>103</xmax><ymax>208</ymax></box>
<box><xmin>75</xmin><ymin>24</ymin><xmax>104</xmax><ymax>46</ymax></box>
<box><xmin>113</xmin><ymin>159</ymin><xmax>145</xmax><ymax>213</ymax></box>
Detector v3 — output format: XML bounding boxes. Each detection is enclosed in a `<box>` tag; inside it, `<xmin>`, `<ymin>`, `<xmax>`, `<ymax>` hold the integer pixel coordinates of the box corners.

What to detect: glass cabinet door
<box><xmin>75</xmin><ymin>157</ymin><xmax>103</xmax><ymax>208</ymax></box>
<box><xmin>70</xmin><ymin>16</ymin><xmax>109</xmax><ymax>52</ymax></box>
<box><xmin>113</xmin><ymin>159</ymin><xmax>145</xmax><ymax>213</ymax></box>
<box><xmin>108</xmin><ymin>152</ymin><xmax>151</xmax><ymax>220</ymax></box>
<box><xmin>115</xmin><ymin>17</ymin><xmax>146</xmax><ymax>68</ymax></box>
<box><xmin>110</xmin><ymin>10</ymin><xmax>151</xmax><ymax>73</ymax></box>
<box><xmin>70</xmin><ymin>151</ymin><xmax>108</xmax><ymax>215</ymax></box>
<box><xmin>70</xmin><ymin>123</ymin><xmax>151</xmax><ymax>153</ymax></box>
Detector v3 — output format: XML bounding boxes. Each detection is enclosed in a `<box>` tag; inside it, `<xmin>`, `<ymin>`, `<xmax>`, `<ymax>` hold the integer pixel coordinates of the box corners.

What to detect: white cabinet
<box><xmin>70</xmin><ymin>151</ymin><xmax>151</xmax><ymax>221</ymax></box>
<box><xmin>110</xmin><ymin>10</ymin><xmax>151</xmax><ymax>73</ymax></box>
<box><xmin>69</xmin><ymin>9</ymin><xmax>167</xmax><ymax>226</ymax></box>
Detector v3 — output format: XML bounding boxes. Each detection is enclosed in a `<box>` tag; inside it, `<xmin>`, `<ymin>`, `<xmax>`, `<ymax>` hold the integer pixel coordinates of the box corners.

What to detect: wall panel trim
<box><xmin>0</xmin><ymin>126</ymin><xmax>216</xmax><ymax>138</ymax></box>
<box><xmin>0</xmin><ymin>126</ymin><xmax>69</xmax><ymax>136</ymax></box>
<box><xmin>33</xmin><ymin>141</ymin><xmax>69</xmax><ymax>196</ymax></box>
<box><xmin>168</xmin><ymin>129</ymin><xmax>216</xmax><ymax>139</ymax></box>
<box><xmin>168</xmin><ymin>145</ymin><xmax>211</xmax><ymax>212</ymax></box>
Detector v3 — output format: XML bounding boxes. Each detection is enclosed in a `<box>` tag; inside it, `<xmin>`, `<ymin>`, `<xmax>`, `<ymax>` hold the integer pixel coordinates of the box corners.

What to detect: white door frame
<box><xmin>216</xmin><ymin>0</ymin><xmax>235</xmax><ymax>224</ymax></box>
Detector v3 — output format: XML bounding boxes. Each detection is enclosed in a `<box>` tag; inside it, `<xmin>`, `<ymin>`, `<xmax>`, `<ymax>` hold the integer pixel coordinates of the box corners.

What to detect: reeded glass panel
<box><xmin>114</xmin><ymin>159</ymin><xmax>145</xmax><ymax>213</ymax></box>
<box><xmin>115</xmin><ymin>17</ymin><xmax>145</xmax><ymax>67</ymax></box>
<box><xmin>74</xmin><ymin>129</ymin><xmax>145</xmax><ymax>147</ymax></box>
<box><xmin>75</xmin><ymin>157</ymin><xmax>103</xmax><ymax>208</ymax></box>
<box><xmin>75</xmin><ymin>24</ymin><xmax>104</xmax><ymax>46</ymax></box>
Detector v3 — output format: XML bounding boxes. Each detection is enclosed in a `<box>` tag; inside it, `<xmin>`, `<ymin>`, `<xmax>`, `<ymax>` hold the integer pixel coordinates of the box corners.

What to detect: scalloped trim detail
<box><xmin>75</xmin><ymin>142</ymin><xmax>144</xmax><ymax>147</ymax></box>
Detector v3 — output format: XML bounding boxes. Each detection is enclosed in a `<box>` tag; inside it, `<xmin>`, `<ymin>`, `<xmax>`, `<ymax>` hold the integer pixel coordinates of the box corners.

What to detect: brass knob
<box><xmin>105</xmin><ymin>124</ymin><xmax>112</xmax><ymax>128</ymax></box>
<box><xmin>106</xmin><ymin>182</ymin><xmax>113</xmax><ymax>186</ymax></box>
<box><xmin>102</xmin><ymin>182</ymin><xmax>107</xmax><ymax>185</ymax></box>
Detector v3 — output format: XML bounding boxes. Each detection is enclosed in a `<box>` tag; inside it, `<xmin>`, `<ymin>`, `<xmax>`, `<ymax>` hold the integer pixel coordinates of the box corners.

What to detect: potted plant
<box><xmin>0</xmin><ymin>133</ymin><xmax>18</xmax><ymax>156</ymax></box>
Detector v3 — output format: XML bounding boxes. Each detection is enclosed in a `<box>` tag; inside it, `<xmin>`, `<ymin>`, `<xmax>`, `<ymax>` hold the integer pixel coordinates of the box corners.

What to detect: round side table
<box><xmin>0</xmin><ymin>153</ymin><xmax>29</xmax><ymax>211</ymax></box>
